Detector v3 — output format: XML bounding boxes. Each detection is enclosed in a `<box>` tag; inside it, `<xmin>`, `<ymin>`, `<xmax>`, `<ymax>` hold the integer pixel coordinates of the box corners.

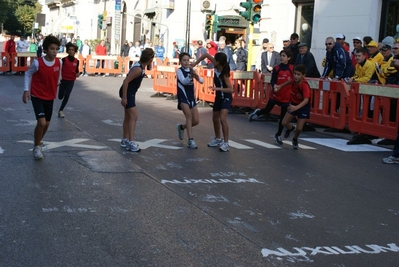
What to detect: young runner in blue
<box><xmin>176</xmin><ymin>52</ymin><xmax>204</xmax><ymax>148</ymax></box>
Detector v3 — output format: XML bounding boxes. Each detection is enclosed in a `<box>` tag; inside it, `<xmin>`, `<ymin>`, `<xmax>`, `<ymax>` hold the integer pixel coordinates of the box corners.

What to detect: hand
<box><xmin>121</xmin><ymin>98</ymin><xmax>127</xmax><ymax>107</ymax></box>
<box><xmin>208</xmin><ymin>86</ymin><xmax>216</xmax><ymax>91</ymax></box>
<box><xmin>287</xmin><ymin>104</ymin><xmax>297</xmax><ymax>113</ymax></box>
<box><xmin>22</xmin><ymin>91</ymin><xmax>30</xmax><ymax>103</ymax></box>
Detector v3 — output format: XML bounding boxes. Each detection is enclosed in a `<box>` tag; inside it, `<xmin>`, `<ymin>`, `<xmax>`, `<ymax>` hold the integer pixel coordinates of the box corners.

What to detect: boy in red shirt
<box><xmin>22</xmin><ymin>35</ymin><xmax>62</xmax><ymax>159</ymax></box>
<box><xmin>281</xmin><ymin>64</ymin><xmax>311</xmax><ymax>149</ymax></box>
<box><xmin>248</xmin><ymin>49</ymin><xmax>294</xmax><ymax>145</ymax></box>
<box><xmin>58</xmin><ymin>42</ymin><xmax>80</xmax><ymax>118</ymax></box>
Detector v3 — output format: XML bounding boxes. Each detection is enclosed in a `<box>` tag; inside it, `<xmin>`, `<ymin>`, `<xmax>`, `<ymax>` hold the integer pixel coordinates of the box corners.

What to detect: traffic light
<box><xmin>205</xmin><ymin>13</ymin><xmax>213</xmax><ymax>32</ymax></box>
<box><xmin>213</xmin><ymin>14</ymin><xmax>222</xmax><ymax>33</ymax></box>
<box><xmin>239</xmin><ymin>1</ymin><xmax>252</xmax><ymax>21</ymax></box>
<box><xmin>252</xmin><ymin>0</ymin><xmax>262</xmax><ymax>23</ymax></box>
<box><xmin>97</xmin><ymin>14</ymin><xmax>104</xmax><ymax>29</ymax></box>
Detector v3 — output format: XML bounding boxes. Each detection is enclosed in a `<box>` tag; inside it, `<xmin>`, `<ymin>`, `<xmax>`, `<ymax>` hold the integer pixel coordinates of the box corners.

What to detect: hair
<box><xmin>214</xmin><ymin>52</ymin><xmax>230</xmax><ymax>78</ymax></box>
<box><xmin>363</xmin><ymin>36</ymin><xmax>373</xmax><ymax>45</ymax></box>
<box><xmin>65</xmin><ymin>42</ymin><xmax>78</xmax><ymax>52</ymax></box>
<box><xmin>140</xmin><ymin>48</ymin><xmax>155</xmax><ymax>63</ymax></box>
<box><xmin>197</xmin><ymin>40</ymin><xmax>203</xmax><ymax>45</ymax></box>
<box><xmin>42</xmin><ymin>35</ymin><xmax>61</xmax><ymax>51</ymax></box>
<box><xmin>179</xmin><ymin>52</ymin><xmax>190</xmax><ymax>62</ymax></box>
<box><xmin>290</xmin><ymin>33</ymin><xmax>299</xmax><ymax>40</ymax></box>
<box><xmin>356</xmin><ymin>47</ymin><xmax>367</xmax><ymax>55</ymax></box>
<box><xmin>280</xmin><ymin>48</ymin><xmax>292</xmax><ymax>59</ymax></box>
<box><xmin>294</xmin><ymin>64</ymin><xmax>306</xmax><ymax>75</ymax></box>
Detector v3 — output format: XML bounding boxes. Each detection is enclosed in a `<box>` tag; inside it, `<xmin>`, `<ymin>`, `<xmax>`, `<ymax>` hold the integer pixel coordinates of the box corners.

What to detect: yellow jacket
<box><xmin>368</xmin><ymin>52</ymin><xmax>384</xmax><ymax>66</ymax></box>
<box><xmin>376</xmin><ymin>55</ymin><xmax>397</xmax><ymax>84</ymax></box>
<box><xmin>352</xmin><ymin>60</ymin><xmax>375</xmax><ymax>83</ymax></box>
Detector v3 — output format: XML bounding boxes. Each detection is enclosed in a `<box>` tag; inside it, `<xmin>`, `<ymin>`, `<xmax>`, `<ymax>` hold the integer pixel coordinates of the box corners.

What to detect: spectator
<box><xmin>261</xmin><ymin>43</ymin><xmax>280</xmax><ymax>73</ymax></box>
<box><xmin>288</xmin><ymin>33</ymin><xmax>300</xmax><ymax>64</ymax></box>
<box><xmin>76</xmin><ymin>36</ymin><xmax>82</xmax><ymax>51</ymax></box>
<box><xmin>105</xmin><ymin>38</ymin><xmax>111</xmax><ymax>55</ymax></box>
<box><xmin>321</xmin><ymin>37</ymin><xmax>354</xmax><ymax>80</ymax></box>
<box><xmin>59</xmin><ymin>34</ymin><xmax>67</xmax><ymax>52</ymax></box>
<box><xmin>382</xmin><ymin>36</ymin><xmax>395</xmax><ymax>49</ymax></box>
<box><xmin>348</xmin><ymin>48</ymin><xmax>375</xmax><ymax>84</ymax></box>
<box><xmin>79</xmin><ymin>39</ymin><xmax>91</xmax><ymax>76</ymax></box>
<box><xmin>132</xmin><ymin>41</ymin><xmax>142</xmax><ymax>57</ymax></box>
<box><xmin>120</xmin><ymin>40</ymin><xmax>130</xmax><ymax>57</ymax></box>
<box><xmin>155</xmin><ymin>41</ymin><xmax>166</xmax><ymax>62</ymax></box>
<box><xmin>366</xmin><ymin>40</ymin><xmax>384</xmax><ymax>83</ymax></box>
<box><xmin>95</xmin><ymin>40</ymin><xmax>107</xmax><ymax>76</ymax></box>
<box><xmin>294</xmin><ymin>43</ymin><xmax>320</xmax><ymax>78</ymax></box>
<box><xmin>336</xmin><ymin>34</ymin><xmax>349</xmax><ymax>52</ymax></box>
<box><xmin>205</xmin><ymin>39</ymin><xmax>218</xmax><ymax>69</ymax></box>
<box><xmin>283</xmin><ymin>39</ymin><xmax>290</xmax><ymax>48</ymax></box>
<box><xmin>255</xmin><ymin>38</ymin><xmax>269</xmax><ymax>71</ymax></box>
<box><xmin>180</xmin><ymin>42</ymin><xmax>193</xmax><ymax>58</ymax></box>
<box><xmin>16</xmin><ymin>35</ymin><xmax>29</xmax><ymax>75</ymax></box>
<box><xmin>172</xmin><ymin>44</ymin><xmax>180</xmax><ymax>58</ymax></box>
<box><xmin>4</xmin><ymin>34</ymin><xmax>16</xmax><ymax>75</ymax></box>
<box><xmin>235</xmin><ymin>39</ymin><xmax>248</xmax><ymax>71</ymax></box>
<box><xmin>29</xmin><ymin>38</ymin><xmax>37</xmax><ymax>53</ymax></box>
<box><xmin>195</xmin><ymin>40</ymin><xmax>207</xmax><ymax>67</ymax></box>
<box><xmin>376</xmin><ymin>44</ymin><xmax>396</xmax><ymax>85</ymax></box>
<box><xmin>351</xmin><ymin>37</ymin><xmax>365</xmax><ymax>67</ymax></box>
<box><xmin>218</xmin><ymin>41</ymin><xmax>236</xmax><ymax>70</ymax></box>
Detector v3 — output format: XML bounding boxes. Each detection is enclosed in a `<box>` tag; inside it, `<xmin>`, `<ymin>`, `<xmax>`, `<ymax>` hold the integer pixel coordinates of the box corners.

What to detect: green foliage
<box><xmin>89</xmin><ymin>39</ymin><xmax>101</xmax><ymax>51</ymax></box>
<box><xmin>1</xmin><ymin>0</ymin><xmax>41</xmax><ymax>35</ymax></box>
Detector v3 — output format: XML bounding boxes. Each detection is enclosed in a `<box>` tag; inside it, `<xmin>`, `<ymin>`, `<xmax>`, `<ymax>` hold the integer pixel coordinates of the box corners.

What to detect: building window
<box><xmin>295</xmin><ymin>3</ymin><xmax>314</xmax><ymax>48</ymax></box>
<box><xmin>381</xmin><ymin>0</ymin><xmax>399</xmax><ymax>41</ymax></box>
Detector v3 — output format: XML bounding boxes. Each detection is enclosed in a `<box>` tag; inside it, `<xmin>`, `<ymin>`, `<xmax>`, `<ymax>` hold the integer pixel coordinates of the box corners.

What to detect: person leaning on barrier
<box><xmin>347</xmin><ymin>48</ymin><xmax>375</xmax><ymax>84</ymax></box>
<box><xmin>366</xmin><ymin>40</ymin><xmax>384</xmax><ymax>83</ymax></box>
<box><xmin>294</xmin><ymin>43</ymin><xmax>320</xmax><ymax>78</ymax></box>
<box><xmin>321</xmin><ymin>37</ymin><xmax>354</xmax><ymax>81</ymax></box>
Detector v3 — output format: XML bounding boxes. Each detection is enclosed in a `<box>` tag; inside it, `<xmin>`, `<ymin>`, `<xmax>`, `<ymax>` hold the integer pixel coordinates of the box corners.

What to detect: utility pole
<box><xmin>185</xmin><ymin>0</ymin><xmax>191</xmax><ymax>53</ymax></box>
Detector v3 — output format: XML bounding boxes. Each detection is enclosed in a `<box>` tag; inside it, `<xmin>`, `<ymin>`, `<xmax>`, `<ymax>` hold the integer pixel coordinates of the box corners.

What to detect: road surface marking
<box><xmin>301</xmin><ymin>138</ymin><xmax>390</xmax><ymax>152</ymax></box>
<box><xmin>18</xmin><ymin>139</ymin><xmax>107</xmax><ymax>150</ymax></box>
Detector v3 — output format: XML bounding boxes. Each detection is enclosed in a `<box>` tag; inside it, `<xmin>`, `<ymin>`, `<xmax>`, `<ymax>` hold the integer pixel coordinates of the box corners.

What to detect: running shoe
<box><xmin>176</xmin><ymin>123</ymin><xmax>184</xmax><ymax>140</ymax></box>
<box><xmin>382</xmin><ymin>156</ymin><xmax>399</xmax><ymax>164</ymax></box>
<box><xmin>292</xmin><ymin>138</ymin><xmax>299</xmax><ymax>150</ymax></box>
<box><xmin>58</xmin><ymin>111</ymin><xmax>65</xmax><ymax>118</ymax></box>
<box><xmin>33</xmin><ymin>145</ymin><xmax>43</xmax><ymax>160</ymax></box>
<box><xmin>248</xmin><ymin>108</ymin><xmax>260</xmax><ymax>122</ymax></box>
<box><xmin>274</xmin><ymin>134</ymin><xmax>283</xmax><ymax>145</ymax></box>
<box><xmin>284</xmin><ymin>125</ymin><xmax>296</xmax><ymax>138</ymax></box>
<box><xmin>120</xmin><ymin>138</ymin><xmax>129</xmax><ymax>148</ymax></box>
<box><xmin>126</xmin><ymin>141</ymin><xmax>141</xmax><ymax>152</ymax></box>
<box><xmin>219</xmin><ymin>141</ymin><xmax>229</xmax><ymax>152</ymax></box>
<box><xmin>187</xmin><ymin>139</ymin><xmax>198</xmax><ymax>149</ymax></box>
<box><xmin>207</xmin><ymin>138</ymin><xmax>222</xmax><ymax>147</ymax></box>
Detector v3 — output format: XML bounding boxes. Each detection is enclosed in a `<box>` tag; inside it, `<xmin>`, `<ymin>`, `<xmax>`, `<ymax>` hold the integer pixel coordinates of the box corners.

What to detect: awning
<box><xmin>144</xmin><ymin>8</ymin><xmax>156</xmax><ymax>18</ymax></box>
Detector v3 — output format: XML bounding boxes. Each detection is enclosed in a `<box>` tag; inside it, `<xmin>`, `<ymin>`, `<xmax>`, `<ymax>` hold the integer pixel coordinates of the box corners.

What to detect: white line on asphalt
<box><xmin>245</xmin><ymin>139</ymin><xmax>281</xmax><ymax>149</ymax></box>
<box><xmin>301</xmin><ymin>138</ymin><xmax>390</xmax><ymax>152</ymax></box>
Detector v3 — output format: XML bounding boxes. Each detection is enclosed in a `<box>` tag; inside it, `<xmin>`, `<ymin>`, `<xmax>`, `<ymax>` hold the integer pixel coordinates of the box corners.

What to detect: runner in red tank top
<box><xmin>22</xmin><ymin>35</ymin><xmax>62</xmax><ymax>160</ymax></box>
<box><xmin>58</xmin><ymin>42</ymin><xmax>80</xmax><ymax>118</ymax></box>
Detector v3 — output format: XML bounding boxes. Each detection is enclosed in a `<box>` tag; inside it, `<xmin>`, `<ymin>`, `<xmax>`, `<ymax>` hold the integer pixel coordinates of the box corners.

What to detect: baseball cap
<box><xmin>262</xmin><ymin>38</ymin><xmax>269</xmax><ymax>44</ymax></box>
<box><xmin>336</xmin><ymin>34</ymin><xmax>345</xmax><ymax>39</ymax></box>
<box><xmin>353</xmin><ymin>37</ymin><xmax>362</xmax><ymax>42</ymax></box>
<box><xmin>366</xmin><ymin>40</ymin><xmax>378</xmax><ymax>47</ymax></box>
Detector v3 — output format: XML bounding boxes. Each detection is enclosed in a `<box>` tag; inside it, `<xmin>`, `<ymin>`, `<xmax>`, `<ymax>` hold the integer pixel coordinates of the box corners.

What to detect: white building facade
<box><xmin>39</xmin><ymin>0</ymin><xmax>398</xmax><ymax>70</ymax></box>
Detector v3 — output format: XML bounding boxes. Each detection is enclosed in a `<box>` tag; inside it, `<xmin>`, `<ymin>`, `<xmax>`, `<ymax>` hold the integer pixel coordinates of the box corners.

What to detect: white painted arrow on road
<box><xmin>109</xmin><ymin>138</ymin><xmax>183</xmax><ymax>150</ymax></box>
<box><xmin>102</xmin><ymin>119</ymin><xmax>123</xmax><ymax>126</ymax></box>
<box><xmin>18</xmin><ymin>139</ymin><xmax>107</xmax><ymax>150</ymax></box>
<box><xmin>0</xmin><ymin>147</ymin><xmax>5</xmax><ymax>154</ymax></box>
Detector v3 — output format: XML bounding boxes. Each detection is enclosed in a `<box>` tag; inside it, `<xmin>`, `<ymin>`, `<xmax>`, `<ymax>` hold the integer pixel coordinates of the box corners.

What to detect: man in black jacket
<box><xmin>294</xmin><ymin>43</ymin><xmax>320</xmax><ymax>78</ymax></box>
<box><xmin>120</xmin><ymin>40</ymin><xmax>130</xmax><ymax>57</ymax></box>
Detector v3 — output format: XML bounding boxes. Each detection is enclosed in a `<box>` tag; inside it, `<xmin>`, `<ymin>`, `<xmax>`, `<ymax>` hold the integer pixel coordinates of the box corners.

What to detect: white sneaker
<box><xmin>33</xmin><ymin>145</ymin><xmax>43</xmax><ymax>160</ymax></box>
<box><xmin>58</xmin><ymin>111</ymin><xmax>65</xmax><ymax>118</ymax></box>
<box><xmin>126</xmin><ymin>141</ymin><xmax>141</xmax><ymax>152</ymax></box>
<box><xmin>219</xmin><ymin>141</ymin><xmax>229</xmax><ymax>152</ymax></box>
<box><xmin>187</xmin><ymin>139</ymin><xmax>198</xmax><ymax>149</ymax></box>
<box><xmin>176</xmin><ymin>123</ymin><xmax>184</xmax><ymax>140</ymax></box>
<box><xmin>207</xmin><ymin>138</ymin><xmax>222</xmax><ymax>147</ymax></box>
<box><xmin>120</xmin><ymin>138</ymin><xmax>129</xmax><ymax>148</ymax></box>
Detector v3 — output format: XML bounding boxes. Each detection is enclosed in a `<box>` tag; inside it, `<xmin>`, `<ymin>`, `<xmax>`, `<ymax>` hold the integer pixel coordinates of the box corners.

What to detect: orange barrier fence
<box><xmin>152</xmin><ymin>65</ymin><xmax>178</xmax><ymax>95</ymax></box>
<box><xmin>348</xmin><ymin>83</ymin><xmax>399</xmax><ymax>140</ymax></box>
<box><xmin>10</xmin><ymin>52</ymin><xmax>36</xmax><ymax>72</ymax></box>
<box><xmin>84</xmin><ymin>55</ymin><xmax>123</xmax><ymax>75</ymax></box>
<box><xmin>230</xmin><ymin>71</ymin><xmax>260</xmax><ymax>109</ymax></box>
<box><xmin>196</xmin><ymin>68</ymin><xmax>216</xmax><ymax>103</ymax></box>
<box><xmin>0</xmin><ymin>52</ymin><xmax>10</xmax><ymax>72</ymax></box>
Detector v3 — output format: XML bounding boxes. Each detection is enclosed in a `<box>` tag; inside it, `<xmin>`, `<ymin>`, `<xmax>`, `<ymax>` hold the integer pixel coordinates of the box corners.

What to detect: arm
<box><xmin>333</xmin><ymin>48</ymin><xmax>347</xmax><ymax>79</ymax></box>
<box><xmin>192</xmin><ymin>52</ymin><xmax>216</xmax><ymax>67</ymax></box>
<box><xmin>22</xmin><ymin>59</ymin><xmax>39</xmax><ymax>103</ymax></box>
<box><xmin>289</xmin><ymin>98</ymin><xmax>309</xmax><ymax>112</ymax></box>
<box><xmin>75</xmin><ymin>59</ymin><xmax>80</xmax><ymax>77</ymax></box>
<box><xmin>210</xmin><ymin>74</ymin><xmax>233</xmax><ymax>93</ymax></box>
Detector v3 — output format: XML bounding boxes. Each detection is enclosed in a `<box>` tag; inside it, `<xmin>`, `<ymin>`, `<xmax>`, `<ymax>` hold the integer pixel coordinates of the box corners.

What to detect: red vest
<box><xmin>62</xmin><ymin>56</ymin><xmax>78</xmax><ymax>81</ymax></box>
<box><xmin>31</xmin><ymin>57</ymin><xmax>60</xmax><ymax>100</ymax></box>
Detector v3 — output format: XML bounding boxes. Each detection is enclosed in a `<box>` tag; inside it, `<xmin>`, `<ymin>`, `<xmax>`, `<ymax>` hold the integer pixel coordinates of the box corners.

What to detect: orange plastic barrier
<box><xmin>258</xmin><ymin>74</ymin><xmax>282</xmax><ymax>116</ymax></box>
<box><xmin>306</xmin><ymin>79</ymin><xmax>350</xmax><ymax>130</ymax></box>
<box><xmin>196</xmin><ymin>68</ymin><xmax>216</xmax><ymax>103</ymax></box>
<box><xmin>10</xmin><ymin>52</ymin><xmax>36</xmax><ymax>72</ymax></box>
<box><xmin>0</xmin><ymin>52</ymin><xmax>10</xmax><ymax>72</ymax></box>
<box><xmin>230</xmin><ymin>71</ymin><xmax>260</xmax><ymax>109</ymax></box>
<box><xmin>152</xmin><ymin>65</ymin><xmax>178</xmax><ymax>95</ymax></box>
<box><xmin>347</xmin><ymin>82</ymin><xmax>399</xmax><ymax>140</ymax></box>
<box><xmin>84</xmin><ymin>55</ymin><xmax>123</xmax><ymax>75</ymax></box>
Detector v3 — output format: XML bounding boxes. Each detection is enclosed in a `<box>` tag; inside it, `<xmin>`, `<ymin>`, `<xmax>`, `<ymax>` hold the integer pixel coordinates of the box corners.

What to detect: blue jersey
<box><xmin>177</xmin><ymin>67</ymin><xmax>196</xmax><ymax>108</ymax></box>
<box><xmin>213</xmin><ymin>69</ymin><xmax>232</xmax><ymax>100</ymax></box>
<box><xmin>119</xmin><ymin>62</ymin><xmax>145</xmax><ymax>98</ymax></box>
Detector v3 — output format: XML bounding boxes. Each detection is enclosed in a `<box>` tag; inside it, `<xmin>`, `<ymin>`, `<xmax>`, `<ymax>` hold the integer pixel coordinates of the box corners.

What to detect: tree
<box><xmin>1</xmin><ymin>0</ymin><xmax>41</xmax><ymax>35</ymax></box>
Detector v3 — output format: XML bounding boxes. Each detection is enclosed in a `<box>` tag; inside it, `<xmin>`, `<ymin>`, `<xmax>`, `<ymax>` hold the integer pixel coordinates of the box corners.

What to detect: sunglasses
<box><xmin>393</xmin><ymin>47</ymin><xmax>399</xmax><ymax>50</ymax></box>
<box><xmin>325</xmin><ymin>42</ymin><xmax>333</xmax><ymax>46</ymax></box>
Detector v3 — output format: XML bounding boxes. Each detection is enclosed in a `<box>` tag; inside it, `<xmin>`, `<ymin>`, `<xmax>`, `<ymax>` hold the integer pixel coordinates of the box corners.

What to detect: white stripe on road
<box><xmin>228</xmin><ymin>140</ymin><xmax>253</xmax><ymax>149</ymax></box>
<box><xmin>301</xmin><ymin>138</ymin><xmax>390</xmax><ymax>152</ymax></box>
<box><xmin>245</xmin><ymin>139</ymin><xmax>281</xmax><ymax>149</ymax></box>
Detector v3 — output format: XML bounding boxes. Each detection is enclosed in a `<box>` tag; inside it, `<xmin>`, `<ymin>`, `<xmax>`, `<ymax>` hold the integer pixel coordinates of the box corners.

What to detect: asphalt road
<box><xmin>0</xmin><ymin>73</ymin><xmax>398</xmax><ymax>267</ymax></box>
